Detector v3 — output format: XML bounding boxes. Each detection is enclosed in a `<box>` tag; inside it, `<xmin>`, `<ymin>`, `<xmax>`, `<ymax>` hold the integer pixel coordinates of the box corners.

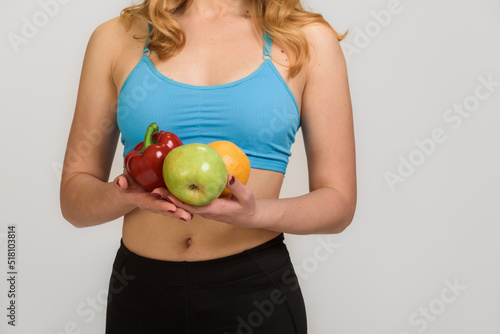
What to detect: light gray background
<box><xmin>1</xmin><ymin>0</ymin><xmax>499</xmax><ymax>333</ymax></box>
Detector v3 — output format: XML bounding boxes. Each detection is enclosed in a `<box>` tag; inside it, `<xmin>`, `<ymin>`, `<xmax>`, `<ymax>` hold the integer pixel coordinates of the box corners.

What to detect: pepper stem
<box><xmin>139</xmin><ymin>122</ymin><xmax>159</xmax><ymax>154</ymax></box>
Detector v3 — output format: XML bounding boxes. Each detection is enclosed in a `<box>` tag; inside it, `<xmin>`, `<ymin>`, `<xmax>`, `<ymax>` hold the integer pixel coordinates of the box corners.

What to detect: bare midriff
<box><xmin>121</xmin><ymin>168</ymin><xmax>284</xmax><ymax>261</ymax></box>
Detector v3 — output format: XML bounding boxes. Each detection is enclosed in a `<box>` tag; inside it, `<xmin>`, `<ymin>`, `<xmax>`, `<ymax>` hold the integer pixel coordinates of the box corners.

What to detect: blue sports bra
<box><xmin>117</xmin><ymin>24</ymin><xmax>300</xmax><ymax>174</ymax></box>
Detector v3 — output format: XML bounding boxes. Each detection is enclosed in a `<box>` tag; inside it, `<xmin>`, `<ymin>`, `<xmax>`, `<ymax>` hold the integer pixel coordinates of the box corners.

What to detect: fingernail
<box><xmin>229</xmin><ymin>175</ymin><xmax>235</xmax><ymax>185</ymax></box>
<box><xmin>152</xmin><ymin>193</ymin><xmax>161</xmax><ymax>198</ymax></box>
<box><xmin>181</xmin><ymin>217</ymin><xmax>189</xmax><ymax>222</ymax></box>
<box><xmin>165</xmin><ymin>197</ymin><xmax>173</xmax><ymax>204</ymax></box>
<box><xmin>168</xmin><ymin>209</ymin><xmax>175</xmax><ymax>213</ymax></box>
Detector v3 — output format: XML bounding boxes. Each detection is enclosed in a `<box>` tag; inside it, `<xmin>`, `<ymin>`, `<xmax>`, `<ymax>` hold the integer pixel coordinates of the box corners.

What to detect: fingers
<box><xmin>151</xmin><ymin>187</ymin><xmax>170</xmax><ymax>198</ymax></box>
<box><xmin>165</xmin><ymin>197</ymin><xmax>194</xmax><ymax>221</ymax></box>
<box><xmin>147</xmin><ymin>195</ymin><xmax>193</xmax><ymax>221</ymax></box>
<box><xmin>146</xmin><ymin>175</ymin><xmax>256</xmax><ymax>225</ymax></box>
<box><xmin>112</xmin><ymin>174</ymin><xmax>191</xmax><ymax>221</ymax></box>
<box><xmin>151</xmin><ymin>187</ymin><xmax>193</xmax><ymax>222</ymax></box>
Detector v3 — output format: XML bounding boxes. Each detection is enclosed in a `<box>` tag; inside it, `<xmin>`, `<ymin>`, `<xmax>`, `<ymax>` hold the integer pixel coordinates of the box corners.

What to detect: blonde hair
<box><xmin>120</xmin><ymin>0</ymin><xmax>347</xmax><ymax>78</ymax></box>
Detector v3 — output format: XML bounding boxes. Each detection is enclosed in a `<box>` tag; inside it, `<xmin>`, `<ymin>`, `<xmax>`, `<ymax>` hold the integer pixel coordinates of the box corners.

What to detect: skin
<box><xmin>60</xmin><ymin>0</ymin><xmax>357</xmax><ymax>261</ymax></box>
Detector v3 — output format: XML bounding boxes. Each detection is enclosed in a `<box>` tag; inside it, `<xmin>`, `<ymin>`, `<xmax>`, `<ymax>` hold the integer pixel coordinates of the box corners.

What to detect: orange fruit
<box><xmin>207</xmin><ymin>140</ymin><xmax>251</xmax><ymax>197</ymax></box>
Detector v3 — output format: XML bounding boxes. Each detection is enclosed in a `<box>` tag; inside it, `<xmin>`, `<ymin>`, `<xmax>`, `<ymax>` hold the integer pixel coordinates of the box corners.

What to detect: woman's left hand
<box><xmin>151</xmin><ymin>174</ymin><xmax>261</xmax><ymax>227</ymax></box>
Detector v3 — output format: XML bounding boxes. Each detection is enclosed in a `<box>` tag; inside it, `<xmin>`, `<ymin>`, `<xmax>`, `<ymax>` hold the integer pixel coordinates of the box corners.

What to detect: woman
<box><xmin>60</xmin><ymin>0</ymin><xmax>356</xmax><ymax>333</ymax></box>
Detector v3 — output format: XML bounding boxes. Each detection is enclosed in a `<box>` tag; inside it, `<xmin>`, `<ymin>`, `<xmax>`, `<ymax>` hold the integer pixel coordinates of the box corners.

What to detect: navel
<box><xmin>186</xmin><ymin>238</ymin><xmax>192</xmax><ymax>248</ymax></box>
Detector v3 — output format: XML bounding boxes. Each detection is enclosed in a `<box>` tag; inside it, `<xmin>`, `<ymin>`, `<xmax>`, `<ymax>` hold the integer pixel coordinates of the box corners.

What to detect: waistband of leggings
<box><xmin>117</xmin><ymin>233</ymin><xmax>290</xmax><ymax>287</ymax></box>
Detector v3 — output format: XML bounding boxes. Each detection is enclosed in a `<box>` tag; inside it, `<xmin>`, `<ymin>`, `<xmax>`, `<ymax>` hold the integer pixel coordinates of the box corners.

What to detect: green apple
<box><xmin>163</xmin><ymin>143</ymin><xmax>228</xmax><ymax>206</ymax></box>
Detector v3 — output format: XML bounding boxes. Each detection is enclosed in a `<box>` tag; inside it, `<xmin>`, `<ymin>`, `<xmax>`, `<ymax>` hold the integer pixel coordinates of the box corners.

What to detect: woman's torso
<box><xmin>110</xmin><ymin>13</ymin><xmax>307</xmax><ymax>261</ymax></box>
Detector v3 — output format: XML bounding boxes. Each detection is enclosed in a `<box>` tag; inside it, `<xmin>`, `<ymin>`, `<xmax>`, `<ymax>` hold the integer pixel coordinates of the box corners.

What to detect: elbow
<box><xmin>60</xmin><ymin>194</ymin><xmax>89</xmax><ymax>228</ymax></box>
<box><xmin>60</xmin><ymin>204</ymin><xmax>86</xmax><ymax>229</ymax></box>
<box><xmin>60</xmin><ymin>196</ymin><xmax>109</xmax><ymax>229</ymax></box>
<box><xmin>324</xmin><ymin>217</ymin><xmax>352</xmax><ymax>234</ymax></box>
<box><xmin>60</xmin><ymin>181</ymin><xmax>90</xmax><ymax>228</ymax></box>
<box><xmin>324</xmin><ymin>196</ymin><xmax>357</xmax><ymax>234</ymax></box>
<box><xmin>340</xmin><ymin>203</ymin><xmax>356</xmax><ymax>233</ymax></box>
<box><xmin>333</xmin><ymin>216</ymin><xmax>354</xmax><ymax>233</ymax></box>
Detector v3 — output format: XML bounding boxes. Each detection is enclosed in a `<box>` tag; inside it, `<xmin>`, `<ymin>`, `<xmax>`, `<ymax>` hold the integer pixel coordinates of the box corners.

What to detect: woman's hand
<box><xmin>112</xmin><ymin>172</ymin><xmax>193</xmax><ymax>221</ymax></box>
<box><xmin>151</xmin><ymin>174</ymin><xmax>261</xmax><ymax>227</ymax></box>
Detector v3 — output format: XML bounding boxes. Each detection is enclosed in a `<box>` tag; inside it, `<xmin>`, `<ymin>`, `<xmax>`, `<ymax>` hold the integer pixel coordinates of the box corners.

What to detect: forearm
<box><xmin>60</xmin><ymin>173</ymin><xmax>136</xmax><ymax>228</ymax></box>
<box><xmin>255</xmin><ymin>187</ymin><xmax>355</xmax><ymax>235</ymax></box>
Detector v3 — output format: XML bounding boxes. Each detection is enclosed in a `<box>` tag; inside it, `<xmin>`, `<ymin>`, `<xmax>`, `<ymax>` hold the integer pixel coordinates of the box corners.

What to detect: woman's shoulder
<box><xmin>301</xmin><ymin>22</ymin><xmax>342</xmax><ymax>55</ymax></box>
<box><xmin>94</xmin><ymin>16</ymin><xmax>146</xmax><ymax>39</ymax></box>
<box><xmin>85</xmin><ymin>16</ymin><xmax>147</xmax><ymax>65</ymax></box>
<box><xmin>299</xmin><ymin>22</ymin><xmax>346</xmax><ymax>77</ymax></box>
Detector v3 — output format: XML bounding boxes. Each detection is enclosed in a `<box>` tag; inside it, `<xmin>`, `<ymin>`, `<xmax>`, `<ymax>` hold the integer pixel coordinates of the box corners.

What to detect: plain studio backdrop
<box><xmin>1</xmin><ymin>0</ymin><xmax>499</xmax><ymax>333</ymax></box>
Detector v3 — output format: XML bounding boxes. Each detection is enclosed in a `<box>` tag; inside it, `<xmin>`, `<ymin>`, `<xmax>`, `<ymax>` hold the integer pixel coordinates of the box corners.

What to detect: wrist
<box><xmin>249</xmin><ymin>199</ymin><xmax>271</xmax><ymax>229</ymax></box>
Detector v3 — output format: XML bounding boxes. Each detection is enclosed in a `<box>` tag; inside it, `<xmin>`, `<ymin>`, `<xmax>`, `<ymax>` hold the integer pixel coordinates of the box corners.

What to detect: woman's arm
<box><xmin>60</xmin><ymin>19</ymin><xmax>130</xmax><ymax>227</ymax></box>
<box><xmin>256</xmin><ymin>22</ymin><xmax>357</xmax><ymax>234</ymax></box>
<box><xmin>160</xmin><ymin>23</ymin><xmax>357</xmax><ymax>235</ymax></box>
<box><xmin>60</xmin><ymin>19</ymin><xmax>189</xmax><ymax>227</ymax></box>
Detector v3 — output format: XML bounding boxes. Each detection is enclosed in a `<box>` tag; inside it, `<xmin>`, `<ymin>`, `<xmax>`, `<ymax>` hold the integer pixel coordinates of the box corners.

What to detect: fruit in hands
<box><xmin>207</xmin><ymin>141</ymin><xmax>250</xmax><ymax>197</ymax></box>
<box><xmin>163</xmin><ymin>143</ymin><xmax>228</xmax><ymax>206</ymax></box>
<box><xmin>125</xmin><ymin>122</ymin><xmax>183</xmax><ymax>192</ymax></box>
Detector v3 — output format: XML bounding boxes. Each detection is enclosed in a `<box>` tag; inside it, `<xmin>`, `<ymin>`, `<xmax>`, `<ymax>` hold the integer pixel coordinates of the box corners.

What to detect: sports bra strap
<box><xmin>263</xmin><ymin>31</ymin><xmax>272</xmax><ymax>60</ymax></box>
<box><xmin>143</xmin><ymin>23</ymin><xmax>152</xmax><ymax>56</ymax></box>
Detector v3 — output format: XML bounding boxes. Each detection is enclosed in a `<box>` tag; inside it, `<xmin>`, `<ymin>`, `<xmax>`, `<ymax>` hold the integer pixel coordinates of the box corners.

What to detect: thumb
<box><xmin>225</xmin><ymin>174</ymin><xmax>251</xmax><ymax>203</ymax></box>
<box><xmin>113</xmin><ymin>174</ymin><xmax>130</xmax><ymax>191</ymax></box>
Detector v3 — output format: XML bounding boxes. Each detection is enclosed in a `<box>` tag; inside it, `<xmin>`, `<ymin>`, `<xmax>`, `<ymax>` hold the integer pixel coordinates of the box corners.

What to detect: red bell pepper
<box><xmin>124</xmin><ymin>122</ymin><xmax>183</xmax><ymax>192</ymax></box>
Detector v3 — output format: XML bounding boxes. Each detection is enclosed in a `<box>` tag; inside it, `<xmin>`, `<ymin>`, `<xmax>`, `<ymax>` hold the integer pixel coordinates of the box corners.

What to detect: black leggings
<box><xmin>105</xmin><ymin>234</ymin><xmax>307</xmax><ymax>334</ymax></box>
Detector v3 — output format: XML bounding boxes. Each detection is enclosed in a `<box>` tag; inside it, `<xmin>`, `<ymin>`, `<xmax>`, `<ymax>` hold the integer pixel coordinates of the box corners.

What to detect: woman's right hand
<box><xmin>112</xmin><ymin>172</ymin><xmax>193</xmax><ymax>221</ymax></box>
